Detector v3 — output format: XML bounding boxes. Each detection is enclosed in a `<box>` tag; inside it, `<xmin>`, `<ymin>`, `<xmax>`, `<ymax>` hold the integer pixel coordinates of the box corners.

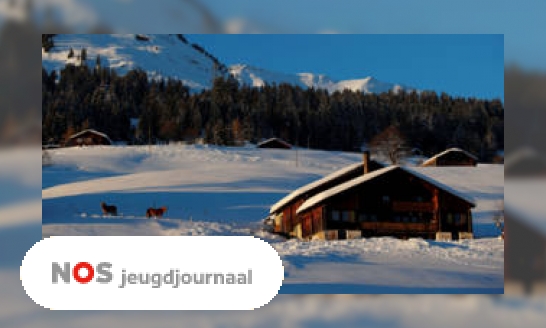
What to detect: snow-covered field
<box><xmin>42</xmin><ymin>145</ymin><xmax>504</xmax><ymax>293</ymax></box>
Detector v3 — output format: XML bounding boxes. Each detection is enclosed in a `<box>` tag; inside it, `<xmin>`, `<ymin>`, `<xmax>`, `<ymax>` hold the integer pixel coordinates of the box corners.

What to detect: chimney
<box><xmin>363</xmin><ymin>150</ymin><xmax>371</xmax><ymax>174</ymax></box>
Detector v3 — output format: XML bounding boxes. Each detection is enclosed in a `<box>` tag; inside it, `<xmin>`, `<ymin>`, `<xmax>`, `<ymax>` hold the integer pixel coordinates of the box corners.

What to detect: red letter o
<box><xmin>73</xmin><ymin>262</ymin><xmax>94</xmax><ymax>284</ymax></box>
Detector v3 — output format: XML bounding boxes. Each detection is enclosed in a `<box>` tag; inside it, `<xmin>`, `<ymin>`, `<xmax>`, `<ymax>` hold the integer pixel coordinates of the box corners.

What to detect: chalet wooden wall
<box><xmin>300</xmin><ymin>169</ymin><xmax>473</xmax><ymax>240</ymax></box>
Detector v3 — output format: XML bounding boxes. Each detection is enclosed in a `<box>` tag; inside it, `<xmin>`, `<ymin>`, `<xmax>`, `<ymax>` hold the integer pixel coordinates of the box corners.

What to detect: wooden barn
<box><xmin>65</xmin><ymin>129</ymin><xmax>112</xmax><ymax>147</ymax></box>
<box><xmin>257</xmin><ymin>138</ymin><xmax>292</xmax><ymax>149</ymax></box>
<box><xmin>421</xmin><ymin>148</ymin><xmax>478</xmax><ymax>167</ymax></box>
<box><xmin>271</xmin><ymin>164</ymin><xmax>475</xmax><ymax>241</ymax></box>
<box><xmin>268</xmin><ymin>152</ymin><xmax>385</xmax><ymax>238</ymax></box>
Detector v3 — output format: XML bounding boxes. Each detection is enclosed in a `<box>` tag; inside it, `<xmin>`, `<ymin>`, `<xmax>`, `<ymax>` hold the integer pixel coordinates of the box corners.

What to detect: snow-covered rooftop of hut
<box><xmin>296</xmin><ymin>165</ymin><xmax>476</xmax><ymax>215</ymax></box>
<box><xmin>257</xmin><ymin>138</ymin><xmax>292</xmax><ymax>148</ymax></box>
<box><xmin>421</xmin><ymin>148</ymin><xmax>478</xmax><ymax>166</ymax></box>
<box><xmin>270</xmin><ymin>162</ymin><xmax>363</xmax><ymax>214</ymax></box>
<box><xmin>69</xmin><ymin>129</ymin><xmax>112</xmax><ymax>143</ymax></box>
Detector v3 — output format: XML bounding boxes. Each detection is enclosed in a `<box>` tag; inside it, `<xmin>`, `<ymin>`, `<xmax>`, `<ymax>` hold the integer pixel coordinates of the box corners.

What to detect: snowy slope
<box><xmin>42</xmin><ymin>34</ymin><xmax>223</xmax><ymax>90</ymax></box>
<box><xmin>42</xmin><ymin>34</ymin><xmax>410</xmax><ymax>94</ymax></box>
<box><xmin>42</xmin><ymin>145</ymin><xmax>503</xmax><ymax>293</ymax></box>
<box><xmin>230</xmin><ymin>64</ymin><xmax>410</xmax><ymax>94</ymax></box>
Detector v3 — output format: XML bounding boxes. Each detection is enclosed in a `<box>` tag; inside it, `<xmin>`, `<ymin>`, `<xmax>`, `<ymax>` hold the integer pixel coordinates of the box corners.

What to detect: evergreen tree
<box><xmin>41</xmin><ymin>66</ymin><xmax>504</xmax><ymax>161</ymax></box>
<box><xmin>80</xmin><ymin>48</ymin><xmax>87</xmax><ymax>64</ymax></box>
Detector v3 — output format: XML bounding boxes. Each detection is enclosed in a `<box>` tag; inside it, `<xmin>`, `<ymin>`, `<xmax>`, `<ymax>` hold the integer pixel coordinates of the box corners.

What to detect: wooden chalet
<box><xmin>268</xmin><ymin>152</ymin><xmax>385</xmax><ymax>238</ymax></box>
<box><xmin>65</xmin><ymin>129</ymin><xmax>112</xmax><ymax>147</ymax></box>
<box><xmin>257</xmin><ymin>138</ymin><xmax>292</xmax><ymax>149</ymax></box>
<box><xmin>421</xmin><ymin>148</ymin><xmax>478</xmax><ymax>167</ymax></box>
<box><xmin>270</xmin><ymin>162</ymin><xmax>476</xmax><ymax>241</ymax></box>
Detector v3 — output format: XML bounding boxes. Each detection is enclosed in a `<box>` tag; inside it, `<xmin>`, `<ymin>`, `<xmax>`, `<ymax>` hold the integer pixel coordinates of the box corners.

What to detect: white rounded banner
<box><xmin>21</xmin><ymin>236</ymin><xmax>284</xmax><ymax>310</ymax></box>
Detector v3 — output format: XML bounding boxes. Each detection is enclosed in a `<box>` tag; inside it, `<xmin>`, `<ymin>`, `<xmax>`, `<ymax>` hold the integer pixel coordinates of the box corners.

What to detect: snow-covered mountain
<box><xmin>42</xmin><ymin>34</ymin><xmax>410</xmax><ymax>94</ymax></box>
<box><xmin>229</xmin><ymin>64</ymin><xmax>408</xmax><ymax>94</ymax></box>
<box><xmin>42</xmin><ymin>34</ymin><xmax>226</xmax><ymax>90</ymax></box>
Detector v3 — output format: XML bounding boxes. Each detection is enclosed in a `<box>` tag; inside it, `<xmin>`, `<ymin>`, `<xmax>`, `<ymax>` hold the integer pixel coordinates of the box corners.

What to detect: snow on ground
<box><xmin>42</xmin><ymin>145</ymin><xmax>504</xmax><ymax>293</ymax></box>
<box><xmin>275</xmin><ymin>237</ymin><xmax>503</xmax><ymax>293</ymax></box>
<box><xmin>42</xmin><ymin>34</ymin><xmax>218</xmax><ymax>90</ymax></box>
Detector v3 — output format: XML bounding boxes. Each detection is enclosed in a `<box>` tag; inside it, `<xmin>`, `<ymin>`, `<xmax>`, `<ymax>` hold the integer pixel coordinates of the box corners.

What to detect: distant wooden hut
<box><xmin>421</xmin><ymin>148</ymin><xmax>478</xmax><ymax>167</ymax></box>
<box><xmin>257</xmin><ymin>138</ymin><xmax>292</xmax><ymax>149</ymax></box>
<box><xmin>268</xmin><ymin>152</ymin><xmax>385</xmax><ymax>238</ymax></box>
<box><xmin>65</xmin><ymin>129</ymin><xmax>112</xmax><ymax>147</ymax></box>
<box><xmin>295</xmin><ymin>166</ymin><xmax>476</xmax><ymax>241</ymax></box>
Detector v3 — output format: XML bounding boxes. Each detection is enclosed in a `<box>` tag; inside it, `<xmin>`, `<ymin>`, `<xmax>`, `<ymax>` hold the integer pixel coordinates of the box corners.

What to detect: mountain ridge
<box><xmin>42</xmin><ymin>34</ymin><xmax>411</xmax><ymax>94</ymax></box>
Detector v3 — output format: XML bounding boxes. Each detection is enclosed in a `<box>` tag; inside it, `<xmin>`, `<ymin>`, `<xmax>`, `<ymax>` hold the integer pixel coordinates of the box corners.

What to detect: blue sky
<box><xmin>197</xmin><ymin>0</ymin><xmax>544</xmax><ymax>71</ymax></box>
<box><xmin>190</xmin><ymin>34</ymin><xmax>504</xmax><ymax>100</ymax></box>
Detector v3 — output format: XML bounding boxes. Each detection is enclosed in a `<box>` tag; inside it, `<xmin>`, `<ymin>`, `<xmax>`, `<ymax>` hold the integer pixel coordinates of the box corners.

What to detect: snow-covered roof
<box><xmin>270</xmin><ymin>162</ymin><xmax>363</xmax><ymax>214</ymax></box>
<box><xmin>421</xmin><ymin>148</ymin><xmax>478</xmax><ymax>166</ymax></box>
<box><xmin>257</xmin><ymin>138</ymin><xmax>292</xmax><ymax>148</ymax></box>
<box><xmin>296</xmin><ymin>165</ymin><xmax>476</xmax><ymax>214</ymax></box>
<box><xmin>69</xmin><ymin>129</ymin><xmax>112</xmax><ymax>143</ymax></box>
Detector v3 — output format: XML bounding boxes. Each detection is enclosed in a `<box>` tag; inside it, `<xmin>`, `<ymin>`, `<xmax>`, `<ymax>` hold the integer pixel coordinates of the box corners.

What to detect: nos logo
<box><xmin>52</xmin><ymin>262</ymin><xmax>113</xmax><ymax>284</ymax></box>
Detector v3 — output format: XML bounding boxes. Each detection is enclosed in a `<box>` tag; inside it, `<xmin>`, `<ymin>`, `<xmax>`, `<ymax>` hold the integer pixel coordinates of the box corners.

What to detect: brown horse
<box><xmin>100</xmin><ymin>202</ymin><xmax>118</xmax><ymax>216</ymax></box>
<box><xmin>146</xmin><ymin>206</ymin><xmax>167</xmax><ymax>218</ymax></box>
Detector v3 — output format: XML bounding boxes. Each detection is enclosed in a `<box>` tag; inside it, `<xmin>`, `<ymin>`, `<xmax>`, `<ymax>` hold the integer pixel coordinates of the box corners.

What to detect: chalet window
<box><xmin>359</xmin><ymin>213</ymin><xmax>367</xmax><ymax>222</ymax></box>
<box><xmin>382</xmin><ymin>195</ymin><xmax>390</xmax><ymax>204</ymax></box>
<box><xmin>454</xmin><ymin>213</ymin><xmax>461</xmax><ymax>224</ymax></box>
<box><xmin>331</xmin><ymin>210</ymin><xmax>341</xmax><ymax>221</ymax></box>
<box><xmin>446</xmin><ymin>213</ymin><xmax>454</xmax><ymax>224</ymax></box>
<box><xmin>341</xmin><ymin>211</ymin><xmax>355</xmax><ymax>222</ymax></box>
<box><xmin>460</xmin><ymin>213</ymin><xmax>467</xmax><ymax>224</ymax></box>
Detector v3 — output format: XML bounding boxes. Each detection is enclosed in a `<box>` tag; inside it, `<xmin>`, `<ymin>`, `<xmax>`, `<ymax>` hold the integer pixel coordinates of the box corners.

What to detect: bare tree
<box><xmin>369</xmin><ymin>125</ymin><xmax>410</xmax><ymax>164</ymax></box>
<box><xmin>42</xmin><ymin>149</ymin><xmax>52</xmax><ymax>167</ymax></box>
<box><xmin>493</xmin><ymin>201</ymin><xmax>504</xmax><ymax>239</ymax></box>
